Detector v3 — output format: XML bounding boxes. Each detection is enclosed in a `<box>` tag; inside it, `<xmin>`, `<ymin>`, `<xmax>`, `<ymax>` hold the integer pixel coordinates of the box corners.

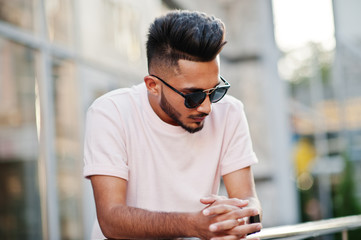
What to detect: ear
<box><xmin>144</xmin><ymin>75</ymin><xmax>160</xmax><ymax>96</ymax></box>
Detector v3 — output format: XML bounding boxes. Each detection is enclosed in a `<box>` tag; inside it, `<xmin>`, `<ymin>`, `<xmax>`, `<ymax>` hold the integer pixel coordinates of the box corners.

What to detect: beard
<box><xmin>160</xmin><ymin>90</ymin><xmax>204</xmax><ymax>134</ymax></box>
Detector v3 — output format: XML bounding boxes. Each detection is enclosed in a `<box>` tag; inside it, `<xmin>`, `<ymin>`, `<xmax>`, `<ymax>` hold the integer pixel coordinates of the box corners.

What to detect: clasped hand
<box><xmin>197</xmin><ymin>195</ymin><xmax>262</xmax><ymax>240</ymax></box>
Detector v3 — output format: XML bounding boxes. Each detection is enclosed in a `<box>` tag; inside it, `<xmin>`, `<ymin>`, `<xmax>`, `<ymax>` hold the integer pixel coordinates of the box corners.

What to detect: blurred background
<box><xmin>0</xmin><ymin>0</ymin><xmax>360</xmax><ymax>239</ymax></box>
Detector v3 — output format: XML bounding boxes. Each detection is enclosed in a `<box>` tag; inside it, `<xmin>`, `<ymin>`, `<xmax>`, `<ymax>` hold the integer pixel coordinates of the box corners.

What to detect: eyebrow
<box><xmin>180</xmin><ymin>81</ymin><xmax>221</xmax><ymax>92</ymax></box>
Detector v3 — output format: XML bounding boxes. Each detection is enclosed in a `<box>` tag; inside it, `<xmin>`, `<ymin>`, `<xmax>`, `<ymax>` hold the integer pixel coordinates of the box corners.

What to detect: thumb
<box><xmin>200</xmin><ymin>195</ymin><xmax>223</xmax><ymax>205</ymax></box>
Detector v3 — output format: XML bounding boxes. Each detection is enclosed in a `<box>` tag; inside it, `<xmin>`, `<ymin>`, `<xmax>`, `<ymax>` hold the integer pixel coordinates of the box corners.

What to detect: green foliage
<box><xmin>298</xmin><ymin>153</ymin><xmax>361</xmax><ymax>239</ymax></box>
<box><xmin>333</xmin><ymin>154</ymin><xmax>361</xmax><ymax>239</ymax></box>
<box><xmin>283</xmin><ymin>42</ymin><xmax>334</xmax><ymax>105</ymax></box>
<box><xmin>333</xmin><ymin>154</ymin><xmax>361</xmax><ymax>216</ymax></box>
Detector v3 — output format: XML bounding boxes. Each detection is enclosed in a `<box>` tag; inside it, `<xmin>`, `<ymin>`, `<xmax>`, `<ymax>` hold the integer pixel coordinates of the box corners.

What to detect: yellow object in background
<box><xmin>294</xmin><ymin>137</ymin><xmax>316</xmax><ymax>176</ymax></box>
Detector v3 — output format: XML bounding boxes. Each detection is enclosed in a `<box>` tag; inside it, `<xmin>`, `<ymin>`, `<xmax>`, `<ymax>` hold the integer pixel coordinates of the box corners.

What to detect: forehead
<box><xmin>172</xmin><ymin>58</ymin><xmax>220</xmax><ymax>89</ymax></box>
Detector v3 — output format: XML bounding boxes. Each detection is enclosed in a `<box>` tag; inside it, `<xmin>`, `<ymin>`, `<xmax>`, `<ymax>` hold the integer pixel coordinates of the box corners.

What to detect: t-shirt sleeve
<box><xmin>83</xmin><ymin>98</ymin><xmax>129</xmax><ymax>180</ymax></box>
<box><xmin>220</xmin><ymin>100</ymin><xmax>258</xmax><ymax>176</ymax></box>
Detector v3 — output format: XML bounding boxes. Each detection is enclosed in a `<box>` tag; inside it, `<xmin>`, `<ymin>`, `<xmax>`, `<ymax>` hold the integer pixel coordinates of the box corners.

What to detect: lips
<box><xmin>189</xmin><ymin>114</ymin><xmax>208</xmax><ymax>122</ymax></box>
<box><xmin>193</xmin><ymin>117</ymin><xmax>205</xmax><ymax>122</ymax></box>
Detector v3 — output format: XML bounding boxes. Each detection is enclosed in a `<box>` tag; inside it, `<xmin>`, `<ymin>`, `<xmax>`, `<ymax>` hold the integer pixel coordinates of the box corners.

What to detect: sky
<box><xmin>272</xmin><ymin>0</ymin><xmax>335</xmax><ymax>51</ymax></box>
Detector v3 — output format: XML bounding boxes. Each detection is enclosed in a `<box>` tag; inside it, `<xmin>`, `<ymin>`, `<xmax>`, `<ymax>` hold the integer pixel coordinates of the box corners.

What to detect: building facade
<box><xmin>0</xmin><ymin>0</ymin><xmax>163</xmax><ymax>239</ymax></box>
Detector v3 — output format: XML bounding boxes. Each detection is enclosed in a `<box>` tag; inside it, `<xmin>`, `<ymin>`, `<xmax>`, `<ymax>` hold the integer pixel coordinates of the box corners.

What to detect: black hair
<box><xmin>146</xmin><ymin>10</ymin><xmax>226</xmax><ymax>72</ymax></box>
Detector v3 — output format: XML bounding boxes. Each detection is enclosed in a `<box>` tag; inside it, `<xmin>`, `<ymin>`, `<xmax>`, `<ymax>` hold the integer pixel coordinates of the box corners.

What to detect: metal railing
<box><xmin>247</xmin><ymin>215</ymin><xmax>361</xmax><ymax>240</ymax></box>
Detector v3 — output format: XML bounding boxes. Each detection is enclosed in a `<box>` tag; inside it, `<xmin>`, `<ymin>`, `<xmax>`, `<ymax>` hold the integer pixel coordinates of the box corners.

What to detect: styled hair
<box><xmin>146</xmin><ymin>10</ymin><xmax>227</xmax><ymax>72</ymax></box>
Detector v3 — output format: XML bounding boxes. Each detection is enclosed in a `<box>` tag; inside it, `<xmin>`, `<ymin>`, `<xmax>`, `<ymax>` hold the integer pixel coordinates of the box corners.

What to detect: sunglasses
<box><xmin>150</xmin><ymin>74</ymin><xmax>230</xmax><ymax>108</ymax></box>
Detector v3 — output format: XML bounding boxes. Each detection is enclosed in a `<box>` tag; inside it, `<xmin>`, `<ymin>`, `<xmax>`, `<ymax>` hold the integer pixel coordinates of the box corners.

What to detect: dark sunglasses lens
<box><xmin>210</xmin><ymin>88</ymin><xmax>228</xmax><ymax>103</ymax></box>
<box><xmin>185</xmin><ymin>92</ymin><xmax>206</xmax><ymax>108</ymax></box>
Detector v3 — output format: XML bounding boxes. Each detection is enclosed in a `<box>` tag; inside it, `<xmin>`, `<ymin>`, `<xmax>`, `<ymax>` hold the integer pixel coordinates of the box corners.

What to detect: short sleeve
<box><xmin>83</xmin><ymin>98</ymin><xmax>129</xmax><ymax>180</ymax></box>
<box><xmin>220</xmin><ymin>100</ymin><xmax>258</xmax><ymax>176</ymax></box>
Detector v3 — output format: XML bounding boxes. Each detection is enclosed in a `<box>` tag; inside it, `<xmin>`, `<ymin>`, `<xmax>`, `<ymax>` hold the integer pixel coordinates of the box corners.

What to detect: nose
<box><xmin>196</xmin><ymin>95</ymin><xmax>212</xmax><ymax>114</ymax></box>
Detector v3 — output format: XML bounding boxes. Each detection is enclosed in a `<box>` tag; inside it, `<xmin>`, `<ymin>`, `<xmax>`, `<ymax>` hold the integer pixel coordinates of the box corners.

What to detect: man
<box><xmin>84</xmin><ymin>10</ymin><xmax>262</xmax><ymax>239</ymax></box>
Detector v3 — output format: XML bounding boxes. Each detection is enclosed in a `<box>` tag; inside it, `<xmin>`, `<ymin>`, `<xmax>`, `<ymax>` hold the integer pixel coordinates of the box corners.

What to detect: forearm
<box><xmin>223</xmin><ymin>167</ymin><xmax>262</xmax><ymax>220</ymax></box>
<box><xmin>99</xmin><ymin>204</ymin><xmax>199</xmax><ymax>239</ymax></box>
<box><xmin>91</xmin><ymin>176</ymin><xmax>210</xmax><ymax>239</ymax></box>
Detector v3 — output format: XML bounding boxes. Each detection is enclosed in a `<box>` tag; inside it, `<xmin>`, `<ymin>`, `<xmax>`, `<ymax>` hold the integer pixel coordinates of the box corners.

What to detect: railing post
<box><xmin>342</xmin><ymin>230</ymin><xmax>348</xmax><ymax>240</ymax></box>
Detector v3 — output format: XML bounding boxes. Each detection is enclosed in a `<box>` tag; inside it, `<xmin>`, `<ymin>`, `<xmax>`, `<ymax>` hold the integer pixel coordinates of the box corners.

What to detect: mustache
<box><xmin>189</xmin><ymin>113</ymin><xmax>208</xmax><ymax>119</ymax></box>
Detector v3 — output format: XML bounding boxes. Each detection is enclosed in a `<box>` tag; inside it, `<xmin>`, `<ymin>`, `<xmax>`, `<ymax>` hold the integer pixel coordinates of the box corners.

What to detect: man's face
<box><xmin>156</xmin><ymin>58</ymin><xmax>220</xmax><ymax>133</ymax></box>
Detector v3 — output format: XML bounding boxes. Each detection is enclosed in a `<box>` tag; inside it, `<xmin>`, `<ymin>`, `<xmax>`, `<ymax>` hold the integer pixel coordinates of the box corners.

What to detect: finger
<box><xmin>201</xmin><ymin>196</ymin><xmax>249</xmax><ymax>209</ymax></box>
<box><xmin>209</xmin><ymin>219</ymin><xmax>239</xmax><ymax>232</ymax></box>
<box><xmin>237</xmin><ymin>218</ymin><xmax>246</xmax><ymax>225</ymax></box>
<box><xmin>205</xmin><ymin>206</ymin><xmax>258</xmax><ymax>221</ymax></box>
<box><xmin>226</xmin><ymin>223</ymin><xmax>262</xmax><ymax>236</ymax></box>
<box><xmin>200</xmin><ymin>195</ymin><xmax>227</xmax><ymax>204</ymax></box>
<box><xmin>214</xmin><ymin>198</ymin><xmax>249</xmax><ymax>208</ymax></box>
<box><xmin>200</xmin><ymin>196</ymin><xmax>217</xmax><ymax>205</ymax></box>
<box><xmin>221</xmin><ymin>207</ymin><xmax>260</xmax><ymax>221</ymax></box>
<box><xmin>210</xmin><ymin>234</ymin><xmax>239</xmax><ymax>240</ymax></box>
<box><xmin>235</xmin><ymin>234</ymin><xmax>247</xmax><ymax>239</ymax></box>
<box><xmin>203</xmin><ymin>204</ymin><xmax>239</xmax><ymax>216</ymax></box>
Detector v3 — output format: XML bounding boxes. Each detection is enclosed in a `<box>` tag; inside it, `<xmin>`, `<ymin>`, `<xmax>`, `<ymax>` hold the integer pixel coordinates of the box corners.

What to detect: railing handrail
<box><xmin>247</xmin><ymin>215</ymin><xmax>361</xmax><ymax>239</ymax></box>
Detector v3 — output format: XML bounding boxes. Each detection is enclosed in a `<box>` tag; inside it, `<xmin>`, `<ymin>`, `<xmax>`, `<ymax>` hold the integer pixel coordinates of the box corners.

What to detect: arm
<box><xmin>91</xmin><ymin>175</ymin><xmax>234</xmax><ymax>239</ymax></box>
<box><xmin>223</xmin><ymin>166</ymin><xmax>262</xmax><ymax>219</ymax></box>
<box><xmin>91</xmin><ymin>175</ymin><xmax>193</xmax><ymax>239</ymax></box>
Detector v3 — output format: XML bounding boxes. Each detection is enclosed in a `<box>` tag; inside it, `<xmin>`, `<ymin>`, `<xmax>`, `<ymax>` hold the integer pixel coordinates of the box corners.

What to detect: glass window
<box><xmin>80</xmin><ymin>66</ymin><xmax>123</xmax><ymax>109</ymax></box>
<box><xmin>51</xmin><ymin>58</ymin><xmax>83</xmax><ymax>239</ymax></box>
<box><xmin>0</xmin><ymin>0</ymin><xmax>38</xmax><ymax>33</ymax></box>
<box><xmin>79</xmin><ymin>0</ymin><xmax>141</xmax><ymax>64</ymax></box>
<box><xmin>45</xmin><ymin>0</ymin><xmax>74</xmax><ymax>47</ymax></box>
<box><xmin>78</xmin><ymin>0</ymin><xmax>160</xmax><ymax>68</ymax></box>
<box><xmin>0</xmin><ymin>37</ymin><xmax>42</xmax><ymax>239</ymax></box>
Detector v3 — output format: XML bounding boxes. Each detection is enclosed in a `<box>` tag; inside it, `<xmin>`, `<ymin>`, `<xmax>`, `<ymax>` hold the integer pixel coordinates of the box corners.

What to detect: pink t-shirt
<box><xmin>83</xmin><ymin>83</ymin><xmax>258</xmax><ymax>238</ymax></box>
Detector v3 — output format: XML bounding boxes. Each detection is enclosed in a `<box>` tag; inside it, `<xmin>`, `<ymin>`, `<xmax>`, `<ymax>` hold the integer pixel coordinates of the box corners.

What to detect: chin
<box><xmin>182</xmin><ymin>122</ymin><xmax>204</xmax><ymax>133</ymax></box>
